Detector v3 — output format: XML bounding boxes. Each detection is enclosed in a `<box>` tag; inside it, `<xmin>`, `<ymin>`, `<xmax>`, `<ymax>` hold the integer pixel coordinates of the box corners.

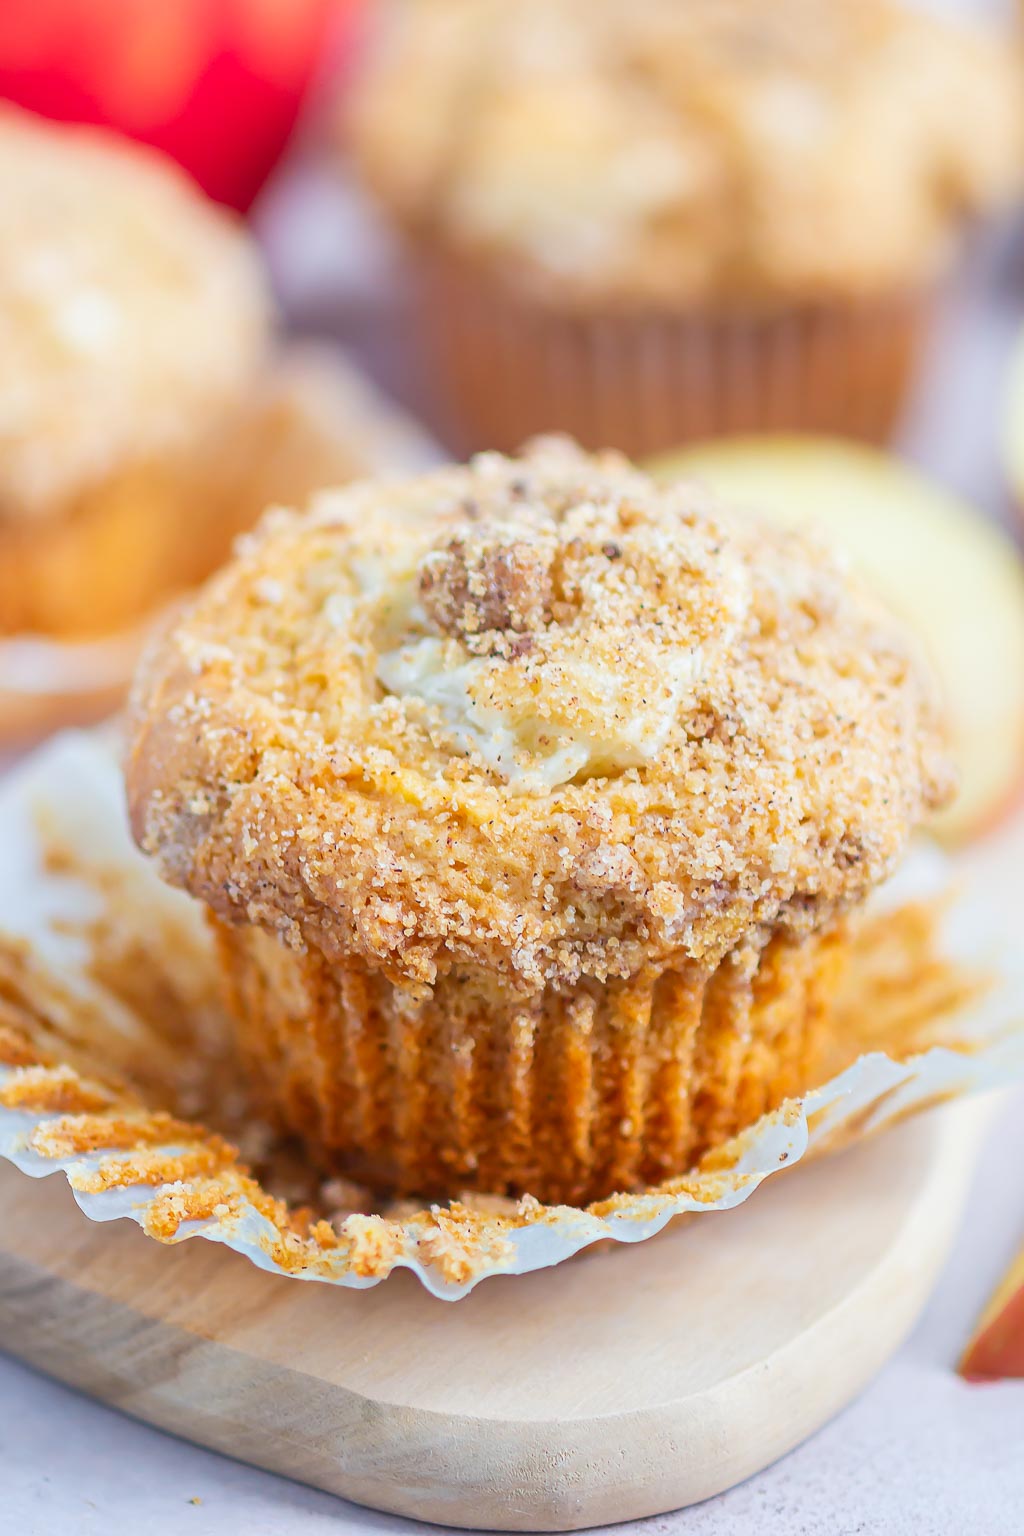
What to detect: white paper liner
<box><xmin>0</xmin><ymin>732</ymin><xmax>1021</xmax><ymax>1300</ymax></box>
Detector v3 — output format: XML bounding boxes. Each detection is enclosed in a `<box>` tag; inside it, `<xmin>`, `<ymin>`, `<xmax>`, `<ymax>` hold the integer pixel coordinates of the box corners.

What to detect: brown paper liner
<box><xmin>419</xmin><ymin>251</ymin><xmax>930</xmax><ymax>458</ymax></box>
<box><xmin>213</xmin><ymin>919</ymin><xmax>849</xmax><ymax>1207</ymax></box>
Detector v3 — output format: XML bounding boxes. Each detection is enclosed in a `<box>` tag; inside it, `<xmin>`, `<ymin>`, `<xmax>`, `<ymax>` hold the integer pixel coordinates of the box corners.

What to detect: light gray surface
<box><xmin>5</xmin><ymin>104</ymin><xmax>1024</xmax><ymax>1533</ymax></box>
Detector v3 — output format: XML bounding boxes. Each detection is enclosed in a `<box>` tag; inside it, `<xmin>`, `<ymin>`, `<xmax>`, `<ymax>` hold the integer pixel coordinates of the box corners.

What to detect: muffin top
<box><xmin>351</xmin><ymin>0</ymin><xmax>1022</xmax><ymax>307</ymax></box>
<box><xmin>127</xmin><ymin>439</ymin><xmax>951</xmax><ymax>992</ymax></box>
<box><xmin>0</xmin><ymin>107</ymin><xmax>271</xmax><ymax>522</ymax></box>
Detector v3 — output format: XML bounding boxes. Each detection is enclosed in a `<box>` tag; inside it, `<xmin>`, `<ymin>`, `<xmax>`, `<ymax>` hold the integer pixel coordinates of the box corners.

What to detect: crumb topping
<box><xmin>351</xmin><ymin>0</ymin><xmax>1022</xmax><ymax>306</ymax></box>
<box><xmin>419</xmin><ymin>522</ymin><xmax>558</xmax><ymax>646</ymax></box>
<box><xmin>0</xmin><ymin>105</ymin><xmax>270</xmax><ymax>521</ymax></box>
<box><xmin>126</xmin><ymin>438</ymin><xmax>952</xmax><ymax>988</ymax></box>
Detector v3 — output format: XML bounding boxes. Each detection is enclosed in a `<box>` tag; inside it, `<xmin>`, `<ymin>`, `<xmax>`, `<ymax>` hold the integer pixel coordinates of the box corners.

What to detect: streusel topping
<box><xmin>127</xmin><ymin>439</ymin><xmax>951</xmax><ymax>989</ymax></box>
<box><xmin>0</xmin><ymin>106</ymin><xmax>270</xmax><ymax>521</ymax></box>
<box><xmin>352</xmin><ymin>0</ymin><xmax>1021</xmax><ymax>306</ymax></box>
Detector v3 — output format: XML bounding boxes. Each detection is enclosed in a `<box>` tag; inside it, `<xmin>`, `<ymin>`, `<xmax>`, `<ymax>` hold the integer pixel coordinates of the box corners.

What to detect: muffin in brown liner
<box><xmin>0</xmin><ymin>857</ymin><xmax>1004</xmax><ymax>1294</ymax></box>
<box><xmin>0</xmin><ymin>105</ymin><xmax>272</xmax><ymax>642</ymax></box>
<box><xmin>126</xmin><ymin>440</ymin><xmax>952</xmax><ymax>1210</ymax></box>
<box><xmin>421</xmin><ymin>255</ymin><xmax>929</xmax><ymax>458</ymax></box>
<box><xmin>0</xmin><ymin>341</ymin><xmax>438</xmax><ymax>644</ymax></box>
<box><xmin>0</xmin><ymin>346</ymin><xmax>439</xmax><ymax>744</ymax></box>
<box><xmin>350</xmin><ymin>0</ymin><xmax>1021</xmax><ymax>457</ymax></box>
<box><xmin>6</xmin><ymin>728</ymin><xmax>1020</xmax><ymax>1297</ymax></box>
<box><xmin>0</xmin><ymin>735</ymin><xmax>1013</xmax><ymax>1301</ymax></box>
<box><xmin>214</xmin><ymin>918</ymin><xmax>847</xmax><ymax>1205</ymax></box>
<box><xmin>0</xmin><ymin>454</ymin><xmax>251</xmax><ymax>643</ymax></box>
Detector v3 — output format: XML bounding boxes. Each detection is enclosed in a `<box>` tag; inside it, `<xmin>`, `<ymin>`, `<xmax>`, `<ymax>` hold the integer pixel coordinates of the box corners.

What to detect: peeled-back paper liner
<box><xmin>0</xmin><ymin>733</ymin><xmax>1021</xmax><ymax>1300</ymax></box>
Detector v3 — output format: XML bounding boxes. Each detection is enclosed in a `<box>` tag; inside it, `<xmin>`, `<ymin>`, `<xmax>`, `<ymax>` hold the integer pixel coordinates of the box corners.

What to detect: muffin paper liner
<box><xmin>0</xmin><ymin>732</ymin><xmax>1021</xmax><ymax>1300</ymax></box>
<box><xmin>215</xmin><ymin>915</ymin><xmax>847</xmax><ymax>1208</ymax></box>
<box><xmin>421</xmin><ymin>250</ymin><xmax>930</xmax><ymax>460</ymax></box>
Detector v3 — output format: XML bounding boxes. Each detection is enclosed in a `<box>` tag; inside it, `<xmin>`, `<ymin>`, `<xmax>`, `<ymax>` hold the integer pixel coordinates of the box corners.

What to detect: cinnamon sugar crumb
<box><xmin>127</xmin><ymin>438</ymin><xmax>950</xmax><ymax>992</ymax></box>
<box><xmin>1</xmin><ymin>1066</ymin><xmax>117</xmax><ymax>1115</ymax></box>
<box><xmin>339</xmin><ymin>1212</ymin><xmax>404</xmax><ymax>1277</ymax></box>
<box><xmin>27</xmin><ymin>1111</ymin><xmax>208</xmax><ymax>1159</ymax></box>
<box><xmin>71</xmin><ymin>1144</ymin><xmax>230</xmax><ymax>1194</ymax></box>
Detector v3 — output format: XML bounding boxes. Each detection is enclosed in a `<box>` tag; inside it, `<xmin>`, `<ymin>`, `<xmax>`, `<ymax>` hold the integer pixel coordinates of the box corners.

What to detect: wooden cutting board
<box><xmin>0</xmin><ymin>1097</ymin><xmax>988</xmax><ymax>1532</ymax></box>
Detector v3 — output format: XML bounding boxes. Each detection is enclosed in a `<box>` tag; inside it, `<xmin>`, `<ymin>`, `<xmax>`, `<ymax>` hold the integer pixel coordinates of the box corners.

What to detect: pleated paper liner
<box><xmin>213</xmin><ymin>919</ymin><xmax>849</xmax><ymax>1208</ymax></box>
<box><xmin>0</xmin><ymin>347</ymin><xmax>441</xmax><ymax>746</ymax></box>
<box><xmin>0</xmin><ymin>732</ymin><xmax>1021</xmax><ymax>1299</ymax></box>
<box><xmin>419</xmin><ymin>249</ymin><xmax>929</xmax><ymax>459</ymax></box>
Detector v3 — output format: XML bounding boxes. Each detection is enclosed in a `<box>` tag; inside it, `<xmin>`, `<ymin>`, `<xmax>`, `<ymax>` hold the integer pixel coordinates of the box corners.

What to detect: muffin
<box><xmin>350</xmin><ymin>0</ymin><xmax>1022</xmax><ymax>458</ymax></box>
<box><xmin>126</xmin><ymin>438</ymin><xmax>951</xmax><ymax>1205</ymax></box>
<box><xmin>0</xmin><ymin>104</ymin><xmax>271</xmax><ymax>642</ymax></box>
<box><xmin>0</xmin><ymin>343</ymin><xmax>441</xmax><ymax>744</ymax></box>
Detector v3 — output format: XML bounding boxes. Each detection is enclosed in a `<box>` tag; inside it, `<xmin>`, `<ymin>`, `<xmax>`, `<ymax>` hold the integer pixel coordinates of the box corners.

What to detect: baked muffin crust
<box><xmin>127</xmin><ymin>440</ymin><xmax>951</xmax><ymax>993</ymax></box>
<box><xmin>0</xmin><ymin>105</ymin><xmax>270</xmax><ymax>522</ymax></box>
<box><xmin>352</xmin><ymin>0</ymin><xmax>1022</xmax><ymax>307</ymax></box>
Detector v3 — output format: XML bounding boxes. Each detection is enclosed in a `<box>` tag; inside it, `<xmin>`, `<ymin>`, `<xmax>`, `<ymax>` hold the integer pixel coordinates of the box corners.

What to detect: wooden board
<box><xmin>0</xmin><ymin>1098</ymin><xmax>987</xmax><ymax>1532</ymax></box>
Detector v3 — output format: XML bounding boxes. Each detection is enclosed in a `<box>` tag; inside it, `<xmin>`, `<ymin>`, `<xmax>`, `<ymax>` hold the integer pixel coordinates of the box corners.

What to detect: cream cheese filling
<box><xmin>377</xmin><ymin>634</ymin><xmax>702</xmax><ymax>790</ymax></box>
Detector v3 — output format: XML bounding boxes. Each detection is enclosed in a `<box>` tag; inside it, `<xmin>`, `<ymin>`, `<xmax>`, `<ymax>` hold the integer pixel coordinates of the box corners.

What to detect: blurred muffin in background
<box><xmin>0</xmin><ymin>104</ymin><xmax>271</xmax><ymax>644</ymax></box>
<box><xmin>350</xmin><ymin>0</ymin><xmax>1022</xmax><ymax>458</ymax></box>
<box><xmin>0</xmin><ymin>106</ymin><xmax>438</xmax><ymax>742</ymax></box>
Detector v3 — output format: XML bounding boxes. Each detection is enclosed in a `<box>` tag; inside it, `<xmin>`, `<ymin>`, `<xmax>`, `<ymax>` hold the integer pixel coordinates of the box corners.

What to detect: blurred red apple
<box><xmin>0</xmin><ymin>0</ymin><xmax>364</xmax><ymax>209</ymax></box>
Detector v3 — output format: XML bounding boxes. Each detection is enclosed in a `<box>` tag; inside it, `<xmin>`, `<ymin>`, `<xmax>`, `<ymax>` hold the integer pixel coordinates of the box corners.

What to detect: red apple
<box><xmin>0</xmin><ymin>0</ymin><xmax>363</xmax><ymax>209</ymax></box>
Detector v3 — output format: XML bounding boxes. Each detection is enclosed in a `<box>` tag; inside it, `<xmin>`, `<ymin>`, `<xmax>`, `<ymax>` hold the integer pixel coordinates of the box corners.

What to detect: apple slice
<box><xmin>960</xmin><ymin>1242</ymin><xmax>1024</xmax><ymax>1380</ymax></box>
<box><xmin>647</xmin><ymin>436</ymin><xmax>1024</xmax><ymax>844</ymax></box>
